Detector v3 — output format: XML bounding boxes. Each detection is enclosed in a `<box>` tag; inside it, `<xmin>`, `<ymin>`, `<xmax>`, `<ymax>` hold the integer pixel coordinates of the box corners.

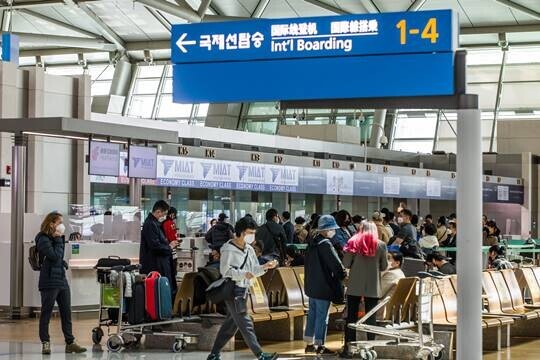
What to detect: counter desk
<box><xmin>15</xmin><ymin>241</ymin><xmax>140</xmax><ymax>310</ymax></box>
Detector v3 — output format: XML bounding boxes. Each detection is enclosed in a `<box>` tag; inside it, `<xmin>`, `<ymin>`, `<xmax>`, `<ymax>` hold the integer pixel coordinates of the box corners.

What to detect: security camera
<box><xmin>380</xmin><ymin>135</ymin><xmax>389</xmax><ymax>146</ymax></box>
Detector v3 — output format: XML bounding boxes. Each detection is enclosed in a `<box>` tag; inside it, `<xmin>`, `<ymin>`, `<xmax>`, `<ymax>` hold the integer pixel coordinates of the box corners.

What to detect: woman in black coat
<box><xmin>36</xmin><ymin>212</ymin><xmax>86</xmax><ymax>355</ymax></box>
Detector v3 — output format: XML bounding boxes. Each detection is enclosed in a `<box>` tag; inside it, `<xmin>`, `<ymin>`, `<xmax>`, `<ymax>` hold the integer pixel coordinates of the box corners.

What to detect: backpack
<box><xmin>28</xmin><ymin>243</ymin><xmax>43</xmax><ymax>271</ymax></box>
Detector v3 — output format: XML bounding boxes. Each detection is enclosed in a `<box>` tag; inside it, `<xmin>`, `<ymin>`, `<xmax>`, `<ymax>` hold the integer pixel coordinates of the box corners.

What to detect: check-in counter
<box><xmin>17</xmin><ymin>241</ymin><xmax>139</xmax><ymax>309</ymax></box>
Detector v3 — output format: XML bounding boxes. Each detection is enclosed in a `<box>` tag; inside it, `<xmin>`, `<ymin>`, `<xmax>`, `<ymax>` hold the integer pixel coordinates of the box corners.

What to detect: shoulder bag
<box><xmin>206</xmin><ymin>251</ymin><xmax>249</xmax><ymax>304</ymax></box>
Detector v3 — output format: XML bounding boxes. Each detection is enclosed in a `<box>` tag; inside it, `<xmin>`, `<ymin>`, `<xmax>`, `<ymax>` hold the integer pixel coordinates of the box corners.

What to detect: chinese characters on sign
<box><xmin>271</xmin><ymin>22</ymin><xmax>319</xmax><ymax>37</ymax></box>
<box><xmin>330</xmin><ymin>19</ymin><xmax>379</xmax><ymax>34</ymax></box>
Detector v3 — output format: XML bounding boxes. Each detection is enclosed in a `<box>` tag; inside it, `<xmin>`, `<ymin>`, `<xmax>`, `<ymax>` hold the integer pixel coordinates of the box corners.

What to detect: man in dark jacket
<box><xmin>255</xmin><ymin>209</ymin><xmax>287</xmax><ymax>263</ymax></box>
<box><xmin>140</xmin><ymin>200</ymin><xmax>177</xmax><ymax>299</ymax></box>
<box><xmin>205</xmin><ymin>213</ymin><xmax>234</xmax><ymax>250</ymax></box>
<box><xmin>282</xmin><ymin>211</ymin><xmax>295</xmax><ymax>244</ymax></box>
<box><xmin>304</xmin><ymin>215</ymin><xmax>346</xmax><ymax>354</ymax></box>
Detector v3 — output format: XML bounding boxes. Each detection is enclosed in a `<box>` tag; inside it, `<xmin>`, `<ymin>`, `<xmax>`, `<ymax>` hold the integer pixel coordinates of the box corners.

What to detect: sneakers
<box><xmin>305</xmin><ymin>344</ymin><xmax>317</xmax><ymax>353</ymax></box>
<box><xmin>206</xmin><ymin>354</ymin><xmax>221</xmax><ymax>360</ymax></box>
<box><xmin>65</xmin><ymin>342</ymin><xmax>87</xmax><ymax>354</ymax></box>
<box><xmin>317</xmin><ymin>346</ymin><xmax>336</xmax><ymax>355</ymax></box>
<box><xmin>257</xmin><ymin>352</ymin><xmax>278</xmax><ymax>360</ymax></box>
<box><xmin>42</xmin><ymin>342</ymin><xmax>51</xmax><ymax>355</ymax></box>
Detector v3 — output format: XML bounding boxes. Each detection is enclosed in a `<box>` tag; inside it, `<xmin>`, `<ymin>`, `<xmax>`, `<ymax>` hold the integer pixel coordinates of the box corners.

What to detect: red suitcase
<box><xmin>145</xmin><ymin>272</ymin><xmax>160</xmax><ymax>321</ymax></box>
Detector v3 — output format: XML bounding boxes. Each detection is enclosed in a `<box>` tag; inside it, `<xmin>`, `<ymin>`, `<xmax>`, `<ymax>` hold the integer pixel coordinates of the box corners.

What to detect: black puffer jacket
<box><xmin>140</xmin><ymin>214</ymin><xmax>177</xmax><ymax>294</ymax></box>
<box><xmin>255</xmin><ymin>220</ymin><xmax>287</xmax><ymax>258</ymax></box>
<box><xmin>205</xmin><ymin>221</ymin><xmax>234</xmax><ymax>250</ymax></box>
<box><xmin>36</xmin><ymin>232</ymin><xmax>68</xmax><ymax>291</ymax></box>
<box><xmin>304</xmin><ymin>234</ymin><xmax>346</xmax><ymax>301</ymax></box>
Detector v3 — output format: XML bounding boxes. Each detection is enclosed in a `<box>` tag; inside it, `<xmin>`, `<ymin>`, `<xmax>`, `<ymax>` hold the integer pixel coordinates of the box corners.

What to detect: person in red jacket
<box><xmin>162</xmin><ymin>207</ymin><xmax>181</xmax><ymax>282</ymax></box>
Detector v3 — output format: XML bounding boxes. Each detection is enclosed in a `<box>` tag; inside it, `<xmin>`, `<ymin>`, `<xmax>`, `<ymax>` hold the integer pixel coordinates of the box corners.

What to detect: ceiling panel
<box><xmin>213</xmin><ymin>0</ymin><xmax>252</xmax><ymax>17</ymax></box>
<box><xmin>459</xmin><ymin>0</ymin><xmax>517</xmax><ymax>27</ymax></box>
<box><xmin>86</xmin><ymin>1</ymin><xmax>147</xmax><ymax>41</ymax></box>
<box><xmin>287</xmin><ymin>0</ymin><xmax>339</xmax><ymax>16</ymax></box>
<box><xmin>372</xmin><ymin>0</ymin><xmax>411</xmax><ymax>12</ymax></box>
<box><xmin>237</xmin><ymin>0</ymin><xmax>262</xmax><ymax>16</ymax></box>
<box><xmin>261</xmin><ymin>0</ymin><xmax>298</xmax><ymax>18</ymax></box>
<box><xmin>335</xmin><ymin>0</ymin><xmax>370</xmax><ymax>13</ymax></box>
<box><xmin>16</xmin><ymin>11</ymin><xmax>96</xmax><ymax>38</ymax></box>
<box><xmin>116</xmin><ymin>2</ymin><xmax>171</xmax><ymax>40</ymax></box>
<box><xmin>161</xmin><ymin>12</ymin><xmax>189</xmax><ymax>26</ymax></box>
<box><xmin>421</xmin><ymin>0</ymin><xmax>473</xmax><ymax>27</ymax></box>
<box><xmin>11</xmin><ymin>12</ymin><xmax>40</xmax><ymax>34</ymax></box>
<box><xmin>46</xmin><ymin>6</ymin><xmax>107</xmax><ymax>35</ymax></box>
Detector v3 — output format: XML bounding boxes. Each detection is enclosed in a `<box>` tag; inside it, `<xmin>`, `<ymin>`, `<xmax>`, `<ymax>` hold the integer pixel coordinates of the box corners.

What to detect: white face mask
<box><xmin>326</xmin><ymin>230</ymin><xmax>336</xmax><ymax>239</ymax></box>
<box><xmin>158</xmin><ymin>216</ymin><xmax>167</xmax><ymax>223</ymax></box>
<box><xmin>397</xmin><ymin>217</ymin><xmax>404</xmax><ymax>224</ymax></box>
<box><xmin>56</xmin><ymin>223</ymin><xmax>66</xmax><ymax>235</ymax></box>
<box><xmin>244</xmin><ymin>233</ymin><xmax>256</xmax><ymax>244</ymax></box>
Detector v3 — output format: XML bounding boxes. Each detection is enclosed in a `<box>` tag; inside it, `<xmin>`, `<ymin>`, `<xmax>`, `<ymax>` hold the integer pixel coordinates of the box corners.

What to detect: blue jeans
<box><xmin>304</xmin><ymin>297</ymin><xmax>331</xmax><ymax>346</ymax></box>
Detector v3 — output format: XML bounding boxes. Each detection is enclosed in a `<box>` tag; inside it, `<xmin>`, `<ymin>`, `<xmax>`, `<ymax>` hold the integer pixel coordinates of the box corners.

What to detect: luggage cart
<box><xmin>347</xmin><ymin>273</ymin><xmax>445</xmax><ymax>360</ymax></box>
<box><xmin>92</xmin><ymin>265</ymin><xmax>199</xmax><ymax>353</ymax></box>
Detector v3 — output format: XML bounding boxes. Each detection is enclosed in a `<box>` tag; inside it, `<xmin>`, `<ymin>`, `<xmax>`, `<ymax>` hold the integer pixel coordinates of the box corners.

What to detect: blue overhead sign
<box><xmin>171</xmin><ymin>10</ymin><xmax>458</xmax><ymax>103</ymax></box>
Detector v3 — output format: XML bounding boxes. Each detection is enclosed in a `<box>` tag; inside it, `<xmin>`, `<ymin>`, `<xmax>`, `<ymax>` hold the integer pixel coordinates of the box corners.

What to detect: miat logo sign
<box><xmin>133</xmin><ymin>157</ymin><xmax>155</xmax><ymax>169</ymax></box>
<box><xmin>201</xmin><ymin>162</ymin><xmax>231</xmax><ymax>179</ymax></box>
<box><xmin>161</xmin><ymin>158</ymin><xmax>195</xmax><ymax>177</ymax></box>
<box><xmin>270</xmin><ymin>167</ymin><xmax>297</xmax><ymax>183</ymax></box>
<box><xmin>237</xmin><ymin>165</ymin><xmax>265</xmax><ymax>181</ymax></box>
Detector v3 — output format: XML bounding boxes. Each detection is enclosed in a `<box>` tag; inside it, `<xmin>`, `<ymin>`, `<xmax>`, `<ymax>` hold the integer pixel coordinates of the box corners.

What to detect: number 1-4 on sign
<box><xmin>396</xmin><ymin>18</ymin><xmax>439</xmax><ymax>45</ymax></box>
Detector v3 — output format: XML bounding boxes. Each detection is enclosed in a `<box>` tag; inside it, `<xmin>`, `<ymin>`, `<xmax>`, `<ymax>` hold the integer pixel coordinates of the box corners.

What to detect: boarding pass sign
<box><xmin>171</xmin><ymin>10</ymin><xmax>456</xmax><ymax>64</ymax></box>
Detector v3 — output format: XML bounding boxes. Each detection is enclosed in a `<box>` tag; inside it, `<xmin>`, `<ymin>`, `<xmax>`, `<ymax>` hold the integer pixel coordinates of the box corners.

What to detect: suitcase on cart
<box><xmin>145</xmin><ymin>272</ymin><xmax>172</xmax><ymax>321</ymax></box>
<box><xmin>129</xmin><ymin>281</ymin><xmax>146</xmax><ymax>325</ymax></box>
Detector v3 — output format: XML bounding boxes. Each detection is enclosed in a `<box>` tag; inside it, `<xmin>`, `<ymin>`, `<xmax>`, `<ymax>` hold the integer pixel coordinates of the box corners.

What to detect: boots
<box><xmin>65</xmin><ymin>342</ymin><xmax>87</xmax><ymax>354</ymax></box>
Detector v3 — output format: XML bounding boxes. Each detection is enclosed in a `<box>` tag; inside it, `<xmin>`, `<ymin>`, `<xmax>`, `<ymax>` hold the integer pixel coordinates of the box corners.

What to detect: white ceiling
<box><xmin>3</xmin><ymin>0</ymin><xmax>540</xmax><ymax>58</ymax></box>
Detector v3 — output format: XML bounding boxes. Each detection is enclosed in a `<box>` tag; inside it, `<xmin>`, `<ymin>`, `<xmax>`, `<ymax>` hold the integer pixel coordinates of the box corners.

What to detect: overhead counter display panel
<box><xmin>92</xmin><ymin>153</ymin><xmax>524</xmax><ymax>205</ymax></box>
<box><xmin>128</xmin><ymin>146</ymin><xmax>158</xmax><ymax>179</ymax></box>
<box><xmin>89</xmin><ymin>141</ymin><xmax>121</xmax><ymax>177</ymax></box>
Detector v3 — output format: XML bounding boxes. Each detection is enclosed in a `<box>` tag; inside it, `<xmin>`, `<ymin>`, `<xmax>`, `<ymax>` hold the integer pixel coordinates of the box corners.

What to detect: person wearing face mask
<box><xmin>255</xmin><ymin>208</ymin><xmax>288</xmax><ymax>265</ymax></box>
<box><xmin>207</xmin><ymin>217</ymin><xmax>278</xmax><ymax>360</ymax></box>
<box><xmin>36</xmin><ymin>212</ymin><xmax>86</xmax><ymax>355</ymax></box>
<box><xmin>395</xmin><ymin>209</ymin><xmax>417</xmax><ymax>243</ymax></box>
<box><xmin>140</xmin><ymin>200</ymin><xmax>177</xmax><ymax>301</ymax></box>
<box><xmin>162</xmin><ymin>207</ymin><xmax>182</xmax><ymax>282</ymax></box>
<box><xmin>304</xmin><ymin>215</ymin><xmax>347</xmax><ymax>355</ymax></box>
<box><xmin>332</xmin><ymin>210</ymin><xmax>353</xmax><ymax>248</ymax></box>
<box><xmin>440</xmin><ymin>221</ymin><xmax>457</xmax><ymax>264</ymax></box>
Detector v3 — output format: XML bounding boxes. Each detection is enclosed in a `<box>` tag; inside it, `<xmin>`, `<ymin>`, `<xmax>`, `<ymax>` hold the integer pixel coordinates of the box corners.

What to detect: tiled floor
<box><xmin>1</xmin><ymin>318</ymin><xmax>540</xmax><ymax>359</ymax></box>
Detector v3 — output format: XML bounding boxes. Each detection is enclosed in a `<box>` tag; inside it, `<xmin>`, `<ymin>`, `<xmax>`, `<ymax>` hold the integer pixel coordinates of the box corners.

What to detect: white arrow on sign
<box><xmin>176</xmin><ymin>33</ymin><xmax>196</xmax><ymax>53</ymax></box>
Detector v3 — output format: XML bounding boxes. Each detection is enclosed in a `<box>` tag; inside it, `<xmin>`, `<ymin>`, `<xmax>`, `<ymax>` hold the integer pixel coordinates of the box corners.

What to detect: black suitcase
<box><xmin>128</xmin><ymin>281</ymin><xmax>146</xmax><ymax>325</ymax></box>
<box><xmin>95</xmin><ymin>256</ymin><xmax>131</xmax><ymax>268</ymax></box>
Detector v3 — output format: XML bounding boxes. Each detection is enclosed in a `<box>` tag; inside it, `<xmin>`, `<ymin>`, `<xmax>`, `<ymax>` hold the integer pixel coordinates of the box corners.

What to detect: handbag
<box><xmin>206</xmin><ymin>252</ymin><xmax>249</xmax><ymax>304</ymax></box>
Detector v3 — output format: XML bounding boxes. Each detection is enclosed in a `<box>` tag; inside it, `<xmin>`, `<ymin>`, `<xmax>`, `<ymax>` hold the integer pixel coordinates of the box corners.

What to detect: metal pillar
<box><xmin>432</xmin><ymin>109</ymin><xmax>441</xmax><ymax>152</ymax></box>
<box><xmin>456</xmin><ymin>109</ymin><xmax>483</xmax><ymax>360</ymax></box>
<box><xmin>109</xmin><ymin>58</ymin><xmax>134</xmax><ymax>97</ymax></box>
<box><xmin>489</xmin><ymin>44</ymin><xmax>507</xmax><ymax>153</ymax></box>
<box><xmin>10</xmin><ymin>134</ymin><xmax>27</xmax><ymax>319</ymax></box>
<box><xmin>370</xmin><ymin>109</ymin><xmax>387</xmax><ymax>149</ymax></box>
<box><xmin>129</xmin><ymin>178</ymin><xmax>142</xmax><ymax>208</ymax></box>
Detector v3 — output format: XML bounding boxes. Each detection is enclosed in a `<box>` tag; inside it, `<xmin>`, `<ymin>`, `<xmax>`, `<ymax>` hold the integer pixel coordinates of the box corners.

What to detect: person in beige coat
<box><xmin>340</xmin><ymin>221</ymin><xmax>388</xmax><ymax>357</ymax></box>
<box><xmin>372</xmin><ymin>211</ymin><xmax>390</xmax><ymax>244</ymax></box>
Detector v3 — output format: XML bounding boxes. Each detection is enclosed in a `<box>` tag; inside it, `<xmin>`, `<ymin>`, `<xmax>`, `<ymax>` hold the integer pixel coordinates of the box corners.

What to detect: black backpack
<box><xmin>28</xmin><ymin>243</ymin><xmax>43</xmax><ymax>271</ymax></box>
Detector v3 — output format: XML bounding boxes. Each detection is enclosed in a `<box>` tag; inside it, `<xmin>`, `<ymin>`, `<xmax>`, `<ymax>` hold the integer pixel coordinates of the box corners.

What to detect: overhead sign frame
<box><xmin>171</xmin><ymin>9</ymin><xmax>460</xmax><ymax>104</ymax></box>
